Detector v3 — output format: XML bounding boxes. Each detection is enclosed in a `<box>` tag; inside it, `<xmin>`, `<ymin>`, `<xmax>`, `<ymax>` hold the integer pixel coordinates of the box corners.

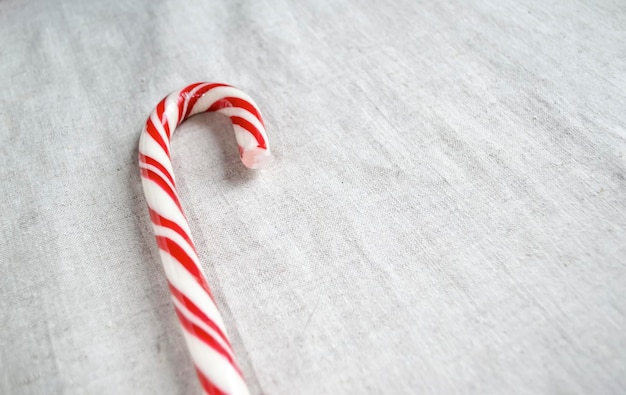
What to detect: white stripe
<box><xmin>139</xmin><ymin>162</ymin><xmax>175</xmax><ymax>191</ymax></box>
<box><xmin>181</xmin><ymin>329</ymin><xmax>249</xmax><ymax>395</ymax></box>
<box><xmin>215</xmin><ymin>106</ymin><xmax>268</xmax><ymax>144</ymax></box>
<box><xmin>164</xmin><ymin>92</ymin><xmax>182</xmax><ymax>131</ymax></box>
<box><xmin>153</xmin><ymin>224</ymin><xmax>199</xmax><ymax>263</ymax></box>
<box><xmin>180</xmin><ymin>83</ymin><xmax>213</xmax><ymax>122</ymax></box>
<box><xmin>138</xmin><ymin>128</ymin><xmax>175</xmax><ymax>180</ymax></box>
<box><xmin>172</xmin><ymin>297</ymin><xmax>234</xmax><ymax>359</ymax></box>
<box><xmin>188</xmin><ymin>86</ymin><xmax>261</xmax><ymax>119</ymax></box>
<box><xmin>140</xmin><ymin>177</ymin><xmax>191</xmax><ymax>237</ymax></box>
<box><xmin>159</xmin><ymin>248</ymin><xmax>228</xmax><ymax>334</ymax></box>
<box><xmin>233</xmin><ymin>124</ymin><xmax>261</xmax><ymax>150</ymax></box>
<box><xmin>149</xmin><ymin>111</ymin><xmax>171</xmax><ymax>150</ymax></box>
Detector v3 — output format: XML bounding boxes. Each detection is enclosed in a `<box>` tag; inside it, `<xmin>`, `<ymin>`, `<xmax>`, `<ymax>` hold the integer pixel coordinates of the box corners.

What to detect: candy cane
<box><xmin>138</xmin><ymin>82</ymin><xmax>271</xmax><ymax>395</ymax></box>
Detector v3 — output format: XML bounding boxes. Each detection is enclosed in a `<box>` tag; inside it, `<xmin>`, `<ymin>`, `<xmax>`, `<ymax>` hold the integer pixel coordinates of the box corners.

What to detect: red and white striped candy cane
<box><xmin>138</xmin><ymin>82</ymin><xmax>271</xmax><ymax>395</ymax></box>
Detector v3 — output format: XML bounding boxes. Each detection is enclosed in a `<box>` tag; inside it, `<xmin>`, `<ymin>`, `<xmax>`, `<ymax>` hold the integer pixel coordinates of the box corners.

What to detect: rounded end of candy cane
<box><xmin>241</xmin><ymin>147</ymin><xmax>273</xmax><ymax>169</ymax></box>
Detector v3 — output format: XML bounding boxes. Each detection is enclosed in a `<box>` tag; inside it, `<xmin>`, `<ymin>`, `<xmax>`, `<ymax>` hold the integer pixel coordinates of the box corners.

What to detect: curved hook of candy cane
<box><xmin>138</xmin><ymin>82</ymin><xmax>270</xmax><ymax>395</ymax></box>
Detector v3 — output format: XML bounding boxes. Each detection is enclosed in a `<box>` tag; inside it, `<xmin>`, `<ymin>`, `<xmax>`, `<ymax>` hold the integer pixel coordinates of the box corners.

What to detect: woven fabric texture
<box><xmin>1</xmin><ymin>0</ymin><xmax>625</xmax><ymax>394</ymax></box>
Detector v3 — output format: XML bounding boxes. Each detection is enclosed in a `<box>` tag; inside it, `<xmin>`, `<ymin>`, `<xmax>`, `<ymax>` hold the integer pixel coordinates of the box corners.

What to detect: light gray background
<box><xmin>1</xmin><ymin>0</ymin><xmax>625</xmax><ymax>394</ymax></box>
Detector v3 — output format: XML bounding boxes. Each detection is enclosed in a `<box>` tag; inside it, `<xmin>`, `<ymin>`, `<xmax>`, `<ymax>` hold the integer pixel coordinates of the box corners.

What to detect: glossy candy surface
<box><xmin>139</xmin><ymin>82</ymin><xmax>271</xmax><ymax>395</ymax></box>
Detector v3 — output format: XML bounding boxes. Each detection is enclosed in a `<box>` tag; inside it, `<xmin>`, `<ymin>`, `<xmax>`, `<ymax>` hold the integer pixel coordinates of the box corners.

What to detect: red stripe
<box><xmin>177</xmin><ymin>82</ymin><xmax>205</xmax><ymax>124</ymax></box>
<box><xmin>184</xmin><ymin>83</ymin><xmax>230</xmax><ymax>119</ymax></box>
<box><xmin>145</xmin><ymin>118</ymin><xmax>170</xmax><ymax>157</ymax></box>
<box><xmin>141</xmin><ymin>168</ymin><xmax>183</xmax><ymax>213</ymax></box>
<box><xmin>175</xmin><ymin>305</ymin><xmax>243</xmax><ymax>377</ymax></box>
<box><xmin>148</xmin><ymin>208</ymin><xmax>194</xmax><ymax>250</ymax></box>
<box><xmin>208</xmin><ymin>97</ymin><xmax>264</xmax><ymax>127</ymax></box>
<box><xmin>195</xmin><ymin>367</ymin><xmax>228</xmax><ymax>395</ymax></box>
<box><xmin>156</xmin><ymin>99</ymin><xmax>165</xmax><ymax>121</ymax></box>
<box><xmin>230</xmin><ymin>116</ymin><xmax>267</xmax><ymax>149</ymax></box>
<box><xmin>155</xmin><ymin>99</ymin><xmax>172</xmax><ymax>139</ymax></box>
<box><xmin>168</xmin><ymin>282</ymin><xmax>232</xmax><ymax>347</ymax></box>
<box><xmin>156</xmin><ymin>236</ymin><xmax>210</xmax><ymax>294</ymax></box>
<box><xmin>139</xmin><ymin>153</ymin><xmax>175</xmax><ymax>187</ymax></box>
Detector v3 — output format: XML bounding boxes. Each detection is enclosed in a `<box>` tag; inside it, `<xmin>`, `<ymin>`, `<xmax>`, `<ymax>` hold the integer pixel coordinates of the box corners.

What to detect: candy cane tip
<box><xmin>241</xmin><ymin>147</ymin><xmax>273</xmax><ymax>169</ymax></box>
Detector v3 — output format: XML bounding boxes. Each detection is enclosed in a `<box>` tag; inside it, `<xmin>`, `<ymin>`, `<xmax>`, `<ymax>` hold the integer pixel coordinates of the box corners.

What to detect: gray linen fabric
<box><xmin>1</xmin><ymin>0</ymin><xmax>625</xmax><ymax>394</ymax></box>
